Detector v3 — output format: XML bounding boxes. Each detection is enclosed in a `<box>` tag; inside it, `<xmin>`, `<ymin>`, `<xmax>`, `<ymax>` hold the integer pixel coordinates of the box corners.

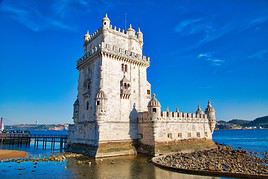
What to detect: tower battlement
<box><xmin>87</xmin><ymin>25</ymin><xmax>143</xmax><ymax>46</ymax></box>
<box><xmin>83</xmin><ymin>14</ymin><xmax>144</xmax><ymax>57</ymax></box>
<box><xmin>138</xmin><ymin>110</ymin><xmax>208</xmax><ymax>122</ymax></box>
<box><xmin>77</xmin><ymin>42</ymin><xmax>150</xmax><ymax>69</ymax></box>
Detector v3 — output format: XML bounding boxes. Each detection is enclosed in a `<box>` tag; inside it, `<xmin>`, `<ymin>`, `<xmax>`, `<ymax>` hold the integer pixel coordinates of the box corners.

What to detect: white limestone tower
<box><xmin>68</xmin><ymin>14</ymin><xmax>151</xmax><ymax>157</ymax></box>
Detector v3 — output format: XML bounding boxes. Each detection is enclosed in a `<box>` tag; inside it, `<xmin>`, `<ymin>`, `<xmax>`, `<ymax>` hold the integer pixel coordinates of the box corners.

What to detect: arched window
<box><xmin>125</xmin><ymin>64</ymin><xmax>127</xmax><ymax>72</ymax></box>
<box><xmin>121</xmin><ymin>64</ymin><xmax>124</xmax><ymax>71</ymax></box>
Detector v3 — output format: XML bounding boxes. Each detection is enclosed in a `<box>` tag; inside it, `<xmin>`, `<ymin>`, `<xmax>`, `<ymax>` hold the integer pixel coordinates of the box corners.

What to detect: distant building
<box><xmin>68</xmin><ymin>15</ymin><xmax>216</xmax><ymax>157</ymax></box>
<box><xmin>0</xmin><ymin>117</ymin><xmax>4</xmax><ymax>132</ymax></box>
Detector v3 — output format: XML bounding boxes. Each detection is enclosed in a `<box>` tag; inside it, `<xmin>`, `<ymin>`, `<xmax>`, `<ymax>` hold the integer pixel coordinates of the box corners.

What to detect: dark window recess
<box><xmin>97</xmin><ymin>101</ymin><xmax>100</xmax><ymax>105</ymax></box>
<box><xmin>86</xmin><ymin>102</ymin><xmax>89</xmax><ymax>110</ymax></box>
<box><xmin>197</xmin><ymin>132</ymin><xmax>201</xmax><ymax>137</ymax></box>
<box><xmin>178</xmin><ymin>133</ymin><xmax>182</xmax><ymax>138</ymax></box>
<box><xmin>147</xmin><ymin>90</ymin><xmax>151</xmax><ymax>95</ymax></box>
<box><xmin>188</xmin><ymin>133</ymin><xmax>191</xmax><ymax>138</ymax></box>
<box><xmin>152</xmin><ymin>108</ymin><xmax>157</xmax><ymax>113</ymax></box>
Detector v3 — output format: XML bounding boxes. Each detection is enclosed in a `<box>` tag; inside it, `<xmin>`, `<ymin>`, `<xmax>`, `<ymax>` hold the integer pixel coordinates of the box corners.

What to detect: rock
<box><xmin>152</xmin><ymin>144</ymin><xmax>268</xmax><ymax>177</ymax></box>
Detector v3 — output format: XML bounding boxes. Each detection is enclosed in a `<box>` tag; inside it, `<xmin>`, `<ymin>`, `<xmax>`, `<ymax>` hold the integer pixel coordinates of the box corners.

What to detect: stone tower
<box><xmin>68</xmin><ymin>14</ymin><xmax>151</xmax><ymax>157</ymax></box>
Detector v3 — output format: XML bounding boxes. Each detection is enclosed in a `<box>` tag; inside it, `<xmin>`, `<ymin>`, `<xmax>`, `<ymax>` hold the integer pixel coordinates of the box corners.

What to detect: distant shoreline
<box><xmin>215</xmin><ymin>128</ymin><xmax>268</xmax><ymax>130</ymax></box>
<box><xmin>0</xmin><ymin>150</ymin><xmax>28</xmax><ymax>160</ymax></box>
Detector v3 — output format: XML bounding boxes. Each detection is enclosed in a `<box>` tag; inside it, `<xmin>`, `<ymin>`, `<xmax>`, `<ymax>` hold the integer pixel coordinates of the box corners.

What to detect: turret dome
<box><xmin>205</xmin><ymin>100</ymin><xmax>215</xmax><ymax>113</ymax></box>
<box><xmin>84</xmin><ymin>31</ymin><xmax>90</xmax><ymax>42</ymax></box>
<box><xmin>148</xmin><ymin>94</ymin><xmax>160</xmax><ymax>107</ymax></box>
<box><xmin>196</xmin><ymin>105</ymin><xmax>203</xmax><ymax>114</ymax></box>
<box><xmin>102</xmin><ymin>13</ymin><xmax>110</xmax><ymax>22</ymax></box>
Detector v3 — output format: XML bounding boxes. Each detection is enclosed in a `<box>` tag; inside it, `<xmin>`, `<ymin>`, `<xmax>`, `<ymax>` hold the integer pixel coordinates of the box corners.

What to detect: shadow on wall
<box><xmin>129</xmin><ymin>103</ymin><xmax>139</xmax><ymax>149</ymax></box>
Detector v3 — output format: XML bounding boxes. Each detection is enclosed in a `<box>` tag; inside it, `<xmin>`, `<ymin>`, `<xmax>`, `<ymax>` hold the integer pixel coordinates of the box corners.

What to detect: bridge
<box><xmin>0</xmin><ymin>131</ymin><xmax>68</xmax><ymax>151</ymax></box>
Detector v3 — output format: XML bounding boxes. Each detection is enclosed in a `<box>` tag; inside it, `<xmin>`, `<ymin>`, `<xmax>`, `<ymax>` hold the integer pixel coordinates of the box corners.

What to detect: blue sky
<box><xmin>0</xmin><ymin>0</ymin><xmax>267</xmax><ymax>124</ymax></box>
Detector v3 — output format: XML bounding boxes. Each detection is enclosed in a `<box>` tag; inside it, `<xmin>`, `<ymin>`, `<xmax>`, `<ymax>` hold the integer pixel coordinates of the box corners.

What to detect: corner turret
<box><xmin>205</xmin><ymin>100</ymin><xmax>216</xmax><ymax>132</ymax></box>
<box><xmin>102</xmin><ymin>13</ymin><xmax>110</xmax><ymax>30</ymax></box>
<box><xmin>73</xmin><ymin>99</ymin><xmax>79</xmax><ymax>123</ymax></box>
<box><xmin>196</xmin><ymin>105</ymin><xmax>203</xmax><ymax>115</ymax></box>
<box><xmin>83</xmin><ymin>31</ymin><xmax>90</xmax><ymax>52</ymax></box>
<box><xmin>127</xmin><ymin>24</ymin><xmax>135</xmax><ymax>37</ymax></box>
<box><xmin>137</xmin><ymin>28</ymin><xmax>143</xmax><ymax>45</ymax></box>
<box><xmin>148</xmin><ymin>94</ymin><xmax>161</xmax><ymax>120</ymax></box>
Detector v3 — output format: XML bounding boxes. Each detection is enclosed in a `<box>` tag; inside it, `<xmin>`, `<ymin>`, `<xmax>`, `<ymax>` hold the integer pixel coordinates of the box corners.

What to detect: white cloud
<box><xmin>0</xmin><ymin>1</ymin><xmax>76</xmax><ymax>32</ymax></box>
<box><xmin>174</xmin><ymin>15</ymin><xmax>268</xmax><ymax>49</ymax></box>
<box><xmin>197</xmin><ymin>53</ymin><xmax>224</xmax><ymax>66</ymax></box>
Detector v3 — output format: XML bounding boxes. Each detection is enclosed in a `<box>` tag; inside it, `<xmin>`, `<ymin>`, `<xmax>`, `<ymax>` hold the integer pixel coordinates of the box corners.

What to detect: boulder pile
<box><xmin>153</xmin><ymin>145</ymin><xmax>268</xmax><ymax>177</ymax></box>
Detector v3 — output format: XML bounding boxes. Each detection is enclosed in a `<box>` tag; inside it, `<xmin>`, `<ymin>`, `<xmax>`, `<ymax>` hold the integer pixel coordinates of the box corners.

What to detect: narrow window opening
<box><xmin>125</xmin><ymin>64</ymin><xmax>127</xmax><ymax>72</ymax></box>
<box><xmin>152</xmin><ymin>108</ymin><xmax>157</xmax><ymax>113</ymax></box>
<box><xmin>197</xmin><ymin>132</ymin><xmax>201</xmax><ymax>138</ymax></box>
<box><xmin>187</xmin><ymin>133</ymin><xmax>191</xmax><ymax>138</ymax></box>
<box><xmin>168</xmin><ymin>133</ymin><xmax>172</xmax><ymax>139</ymax></box>
<box><xmin>178</xmin><ymin>133</ymin><xmax>182</xmax><ymax>138</ymax></box>
<box><xmin>86</xmin><ymin>102</ymin><xmax>89</xmax><ymax>110</ymax></box>
<box><xmin>97</xmin><ymin>101</ymin><xmax>100</xmax><ymax>106</ymax></box>
<box><xmin>147</xmin><ymin>90</ymin><xmax>151</xmax><ymax>95</ymax></box>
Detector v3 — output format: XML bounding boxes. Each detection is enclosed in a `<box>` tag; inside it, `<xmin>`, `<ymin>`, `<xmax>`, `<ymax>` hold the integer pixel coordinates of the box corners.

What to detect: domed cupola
<box><xmin>147</xmin><ymin>94</ymin><xmax>161</xmax><ymax>119</ymax></box>
<box><xmin>196</xmin><ymin>105</ymin><xmax>203</xmax><ymax>115</ymax></box>
<box><xmin>102</xmin><ymin>13</ymin><xmax>110</xmax><ymax>29</ymax></box>
<box><xmin>205</xmin><ymin>100</ymin><xmax>215</xmax><ymax>113</ymax></box>
<box><xmin>83</xmin><ymin>31</ymin><xmax>90</xmax><ymax>52</ymax></box>
<box><xmin>148</xmin><ymin>94</ymin><xmax>160</xmax><ymax>108</ymax></box>
<box><xmin>136</xmin><ymin>27</ymin><xmax>143</xmax><ymax>44</ymax></box>
<box><xmin>127</xmin><ymin>24</ymin><xmax>135</xmax><ymax>36</ymax></box>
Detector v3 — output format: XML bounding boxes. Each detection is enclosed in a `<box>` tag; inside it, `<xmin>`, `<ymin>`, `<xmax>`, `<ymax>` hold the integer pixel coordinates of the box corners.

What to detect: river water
<box><xmin>0</xmin><ymin>129</ymin><xmax>267</xmax><ymax>179</ymax></box>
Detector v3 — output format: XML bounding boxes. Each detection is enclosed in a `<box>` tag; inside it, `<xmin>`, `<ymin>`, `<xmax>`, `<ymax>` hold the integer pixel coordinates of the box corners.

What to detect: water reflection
<box><xmin>66</xmin><ymin>155</ymin><xmax>220</xmax><ymax>179</ymax></box>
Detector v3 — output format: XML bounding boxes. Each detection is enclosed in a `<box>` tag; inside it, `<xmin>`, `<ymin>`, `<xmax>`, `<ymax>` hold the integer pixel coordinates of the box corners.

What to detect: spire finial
<box><xmin>129</xmin><ymin>24</ymin><xmax>132</xmax><ymax>28</ymax></box>
<box><xmin>138</xmin><ymin>27</ymin><xmax>141</xmax><ymax>32</ymax></box>
<box><xmin>105</xmin><ymin>13</ymin><xmax>108</xmax><ymax>18</ymax></box>
<box><xmin>153</xmin><ymin>93</ymin><xmax>156</xmax><ymax>98</ymax></box>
